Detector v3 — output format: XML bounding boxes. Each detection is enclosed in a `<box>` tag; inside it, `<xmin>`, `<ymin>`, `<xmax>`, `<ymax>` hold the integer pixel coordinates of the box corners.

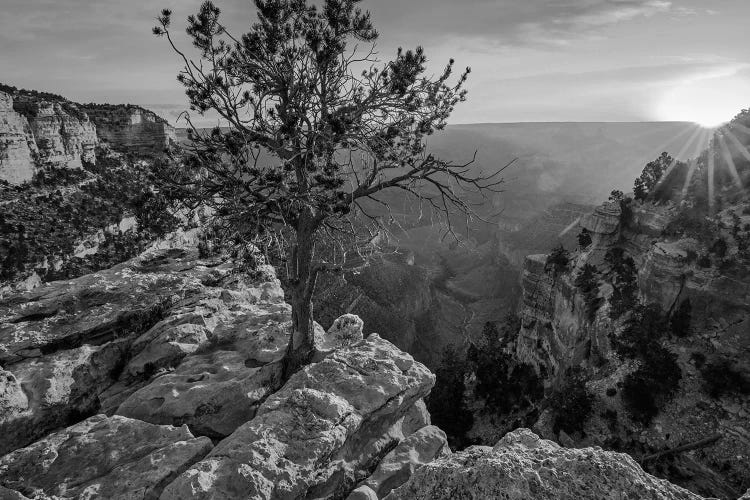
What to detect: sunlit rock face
<box><xmin>160</xmin><ymin>333</ymin><xmax>436</xmax><ymax>499</ymax></box>
<box><xmin>83</xmin><ymin>105</ymin><xmax>176</xmax><ymax>154</ymax></box>
<box><xmin>0</xmin><ymin>92</ymin><xmax>38</xmax><ymax>184</ymax></box>
<box><xmin>22</xmin><ymin>99</ymin><xmax>98</xmax><ymax>168</ymax></box>
<box><xmin>385</xmin><ymin>428</ymin><xmax>704</xmax><ymax>500</ymax></box>
<box><xmin>0</xmin><ymin>414</ymin><xmax>212</xmax><ymax>500</ymax></box>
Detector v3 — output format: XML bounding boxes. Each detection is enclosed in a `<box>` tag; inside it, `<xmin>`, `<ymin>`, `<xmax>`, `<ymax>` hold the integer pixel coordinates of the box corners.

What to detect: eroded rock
<box><xmin>160</xmin><ymin>334</ymin><xmax>435</xmax><ymax>500</ymax></box>
<box><xmin>0</xmin><ymin>414</ymin><xmax>212</xmax><ymax>499</ymax></box>
<box><xmin>385</xmin><ymin>428</ymin><xmax>705</xmax><ymax>500</ymax></box>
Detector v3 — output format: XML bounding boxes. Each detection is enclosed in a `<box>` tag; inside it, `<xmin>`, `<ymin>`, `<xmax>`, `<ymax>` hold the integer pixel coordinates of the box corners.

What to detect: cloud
<box><xmin>374</xmin><ymin>0</ymin><xmax>678</xmax><ymax>48</ymax></box>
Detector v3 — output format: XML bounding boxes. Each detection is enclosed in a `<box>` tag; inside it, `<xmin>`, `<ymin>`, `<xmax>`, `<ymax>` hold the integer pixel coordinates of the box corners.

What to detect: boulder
<box><xmin>319</xmin><ymin>313</ymin><xmax>364</xmax><ymax>351</ymax></box>
<box><xmin>160</xmin><ymin>334</ymin><xmax>435</xmax><ymax>500</ymax></box>
<box><xmin>0</xmin><ymin>341</ymin><xmax>129</xmax><ymax>455</ymax></box>
<box><xmin>385</xmin><ymin>428</ymin><xmax>705</xmax><ymax>500</ymax></box>
<box><xmin>0</xmin><ymin>414</ymin><xmax>212</xmax><ymax>499</ymax></box>
<box><xmin>363</xmin><ymin>425</ymin><xmax>450</xmax><ymax>498</ymax></box>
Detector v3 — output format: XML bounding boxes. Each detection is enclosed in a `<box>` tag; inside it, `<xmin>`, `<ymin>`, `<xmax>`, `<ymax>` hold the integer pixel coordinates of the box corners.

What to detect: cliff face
<box><xmin>512</xmin><ymin>196</ymin><xmax>750</xmax><ymax>497</ymax></box>
<box><xmin>0</xmin><ymin>91</ymin><xmax>98</xmax><ymax>183</ymax></box>
<box><xmin>0</xmin><ymin>93</ymin><xmax>37</xmax><ymax>184</ymax></box>
<box><xmin>82</xmin><ymin>105</ymin><xmax>176</xmax><ymax>154</ymax></box>
<box><xmin>19</xmin><ymin>97</ymin><xmax>98</xmax><ymax>168</ymax></box>
<box><xmin>0</xmin><ymin>87</ymin><xmax>176</xmax><ymax>184</ymax></box>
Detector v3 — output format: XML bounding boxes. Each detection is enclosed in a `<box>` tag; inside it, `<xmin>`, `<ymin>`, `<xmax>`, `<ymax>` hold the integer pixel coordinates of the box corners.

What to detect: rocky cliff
<box><xmin>0</xmin><ymin>85</ymin><xmax>176</xmax><ymax>185</ymax></box>
<box><xmin>82</xmin><ymin>104</ymin><xmax>176</xmax><ymax>155</ymax></box>
<box><xmin>386</xmin><ymin>428</ymin><xmax>706</xmax><ymax>500</ymax></box>
<box><xmin>509</xmin><ymin>167</ymin><xmax>750</xmax><ymax>496</ymax></box>
<box><xmin>0</xmin><ymin>91</ymin><xmax>97</xmax><ymax>183</ymax></box>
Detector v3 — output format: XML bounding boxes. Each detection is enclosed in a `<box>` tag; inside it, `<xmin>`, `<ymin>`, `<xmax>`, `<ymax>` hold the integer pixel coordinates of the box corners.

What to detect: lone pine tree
<box><xmin>154</xmin><ymin>0</ymin><xmax>508</xmax><ymax>377</ymax></box>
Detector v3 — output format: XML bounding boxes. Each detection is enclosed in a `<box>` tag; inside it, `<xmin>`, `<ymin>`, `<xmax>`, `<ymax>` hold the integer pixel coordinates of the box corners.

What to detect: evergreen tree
<box><xmin>154</xmin><ymin>0</ymin><xmax>508</xmax><ymax>377</ymax></box>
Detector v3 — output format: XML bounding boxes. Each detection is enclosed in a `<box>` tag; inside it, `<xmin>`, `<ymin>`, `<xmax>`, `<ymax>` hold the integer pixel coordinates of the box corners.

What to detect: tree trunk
<box><xmin>282</xmin><ymin>217</ymin><xmax>318</xmax><ymax>379</ymax></box>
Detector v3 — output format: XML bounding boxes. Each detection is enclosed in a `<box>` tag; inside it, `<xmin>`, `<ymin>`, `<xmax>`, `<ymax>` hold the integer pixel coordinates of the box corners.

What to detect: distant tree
<box><xmin>428</xmin><ymin>344</ymin><xmax>474</xmax><ymax>448</ymax></box>
<box><xmin>669</xmin><ymin>298</ymin><xmax>692</xmax><ymax>338</ymax></box>
<box><xmin>608</xmin><ymin>190</ymin><xmax>624</xmax><ymax>202</ymax></box>
<box><xmin>633</xmin><ymin>152</ymin><xmax>672</xmax><ymax>202</ymax></box>
<box><xmin>545</xmin><ymin>244</ymin><xmax>570</xmax><ymax>278</ymax></box>
<box><xmin>154</xmin><ymin>0</ymin><xmax>509</xmax><ymax>377</ymax></box>
<box><xmin>575</xmin><ymin>263</ymin><xmax>600</xmax><ymax>320</ymax></box>
<box><xmin>549</xmin><ymin>367</ymin><xmax>594</xmax><ymax>436</ymax></box>
<box><xmin>577</xmin><ymin>228</ymin><xmax>592</xmax><ymax>249</ymax></box>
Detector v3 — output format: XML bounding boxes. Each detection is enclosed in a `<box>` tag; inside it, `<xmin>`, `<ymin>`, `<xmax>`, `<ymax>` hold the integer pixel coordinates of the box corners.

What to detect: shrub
<box><xmin>427</xmin><ymin>344</ymin><xmax>474</xmax><ymax>448</ymax></box>
<box><xmin>549</xmin><ymin>368</ymin><xmax>594</xmax><ymax>436</ymax></box>
<box><xmin>613</xmin><ymin>304</ymin><xmax>682</xmax><ymax>426</ymax></box>
<box><xmin>697</xmin><ymin>254</ymin><xmax>711</xmax><ymax>268</ymax></box>
<box><xmin>605</xmin><ymin>248</ymin><xmax>638</xmax><ymax>319</ymax></box>
<box><xmin>634</xmin><ymin>152</ymin><xmax>672</xmax><ymax>202</ymax></box>
<box><xmin>622</xmin><ymin>344</ymin><xmax>682</xmax><ymax>426</ymax></box>
<box><xmin>575</xmin><ymin>264</ymin><xmax>601</xmax><ymax>320</ymax></box>
<box><xmin>700</xmin><ymin>358</ymin><xmax>750</xmax><ymax>399</ymax></box>
<box><xmin>669</xmin><ymin>299</ymin><xmax>692</xmax><ymax>337</ymax></box>
<box><xmin>471</xmin><ymin>318</ymin><xmax>544</xmax><ymax>416</ymax></box>
<box><xmin>546</xmin><ymin>244</ymin><xmax>570</xmax><ymax>278</ymax></box>
<box><xmin>577</xmin><ymin>228</ymin><xmax>592</xmax><ymax>249</ymax></box>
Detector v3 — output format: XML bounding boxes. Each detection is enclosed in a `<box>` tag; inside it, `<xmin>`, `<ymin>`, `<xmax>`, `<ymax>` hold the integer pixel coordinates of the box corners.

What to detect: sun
<box><xmin>656</xmin><ymin>74</ymin><xmax>750</xmax><ymax>129</ymax></box>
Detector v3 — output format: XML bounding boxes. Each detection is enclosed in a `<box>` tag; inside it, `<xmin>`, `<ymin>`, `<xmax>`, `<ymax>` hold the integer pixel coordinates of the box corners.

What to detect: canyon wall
<box><xmin>82</xmin><ymin>105</ymin><xmax>176</xmax><ymax>155</ymax></box>
<box><xmin>0</xmin><ymin>92</ymin><xmax>36</xmax><ymax>184</ymax></box>
<box><xmin>0</xmin><ymin>88</ymin><xmax>175</xmax><ymax>184</ymax></box>
<box><xmin>0</xmin><ymin>91</ymin><xmax>98</xmax><ymax>183</ymax></box>
<box><xmin>512</xmin><ymin>198</ymin><xmax>750</xmax><ymax>498</ymax></box>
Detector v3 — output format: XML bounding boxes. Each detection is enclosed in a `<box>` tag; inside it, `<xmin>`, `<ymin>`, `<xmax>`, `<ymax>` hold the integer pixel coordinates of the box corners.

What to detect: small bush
<box><xmin>545</xmin><ymin>244</ymin><xmax>570</xmax><ymax>277</ymax></box>
<box><xmin>700</xmin><ymin>358</ymin><xmax>750</xmax><ymax>399</ymax></box>
<box><xmin>669</xmin><ymin>299</ymin><xmax>692</xmax><ymax>337</ymax></box>
<box><xmin>549</xmin><ymin>368</ymin><xmax>594</xmax><ymax>436</ymax></box>
<box><xmin>427</xmin><ymin>344</ymin><xmax>474</xmax><ymax>448</ymax></box>
<box><xmin>578</xmin><ymin>228</ymin><xmax>592</xmax><ymax>249</ymax></box>
<box><xmin>622</xmin><ymin>344</ymin><xmax>682</xmax><ymax>426</ymax></box>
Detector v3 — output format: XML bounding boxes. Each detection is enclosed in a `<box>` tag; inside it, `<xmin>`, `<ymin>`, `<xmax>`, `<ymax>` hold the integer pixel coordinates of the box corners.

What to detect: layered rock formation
<box><xmin>386</xmin><ymin>428</ymin><xmax>704</xmax><ymax>500</ymax></box>
<box><xmin>83</xmin><ymin>104</ymin><xmax>176</xmax><ymax>154</ymax></box>
<box><xmin>0</xmin><ymin>86</ymin><xmax>175</xmax><ymax>184</ymax></box>
<box><xmin>0</xmin><ymin>91</ymin><xmax>97</xmax><ymax>183</ymax></box>
<box><xmin>0</xmin><ymin>93</ymin><xmax>37</xmax><ymax>184</ymax></box>
<box><xmin>510</xmin><ymin>194</ymin><xmax>750</xmax><ymax>497</ymax></box>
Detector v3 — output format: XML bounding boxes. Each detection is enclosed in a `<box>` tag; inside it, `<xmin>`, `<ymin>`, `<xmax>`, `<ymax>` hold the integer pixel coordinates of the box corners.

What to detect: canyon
<box><xmin>1</xmin><ymin>85</ymin><xmax>749</xmax><ymax>499</ymax></box>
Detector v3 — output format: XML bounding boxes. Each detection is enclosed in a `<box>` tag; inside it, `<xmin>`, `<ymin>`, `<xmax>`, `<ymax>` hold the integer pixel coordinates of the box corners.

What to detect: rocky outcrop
<box><xmin>0</xmin><ymin>87</ymin><xmax>175</xmax><ymax>184</ymax></box>
<box><xmin>0</xmin><ymin>244</ymin><xmax>286</xmax><ymax>454</ymax></box>
<box><xmin>386</xmin><ymin>428</ymin><xmax>704</xmax><ymax>500</ymax></box>
<box><xmin>359</xmin><ymin>425</ymin><xmax>451</xmax><ymax>498</ymax></box>
<box><xmin>508</xmin><ymin>198</ymin><xmax>750</xmax><ymax>497</ymax></box>
<box><xmin>0</xmin><ymin>414</ymin><xmax>212</xmax><ymax>499</ymax></box>
<box><xmin>0</xmin><ymin>92</ymin><xmax>36</xmax><ymax>184</ymax></box>
<box><xmin>20</xmin><ymin>98</ymin><xmax>98</xmax><ymax>168</ymax></box>
<box><xmin>0</xmin><ymin>238</ymin><xmax>446</xmax><ymax>499</ymax></box>
<box><xmin>83</xmin><ymin>105</ymin><xmax>176</xmax><ymax>154</ymax></box>
<box><xmin>0</xmin><ymin>92</ymin><xmax>99</xmax><ymax>183</ymax></box>
<box><xmin>160</xmin><ymin>333</ymin><xmax>435</xmax><ymax>499</ymax></box>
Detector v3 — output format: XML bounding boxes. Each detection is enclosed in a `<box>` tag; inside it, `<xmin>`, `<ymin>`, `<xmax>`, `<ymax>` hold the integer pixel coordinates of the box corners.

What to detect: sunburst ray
<box><xmin>717</xmin><ymin>133</ymin><xmax>743</xmax><ymax>188</ymax></box>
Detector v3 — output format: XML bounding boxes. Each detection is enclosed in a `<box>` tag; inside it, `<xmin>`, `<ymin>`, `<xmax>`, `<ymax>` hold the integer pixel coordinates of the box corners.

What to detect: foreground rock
<box><xmin>0</xmin><ymin>244</ymin><xmax>289</xmax><ymax>454</ymax></box>
<box><xmin>386</xmin><ymin>429</ymin><xmax>705</xmax><ymax>500</ymax></box>
<box><xmin>0</xmin><ymin>414</ymin><xmax>212</xmax><ymax>499</ymax></box>
<box><xmin>360</xmin><ymin>425</ymin><xmax>451</xmax><ymax>498</ymax></box>
<box><xmin>160</xmin><ymin>334</ymin><xmax>435</xmax><ymax>499</ymax></box>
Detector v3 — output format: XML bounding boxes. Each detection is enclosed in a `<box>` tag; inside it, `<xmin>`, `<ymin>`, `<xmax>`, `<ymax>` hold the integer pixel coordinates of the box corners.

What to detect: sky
<box><xmin>2</xmin><ymin>0</ymin><xmax>749</xmax><ymax>125</ymax></box>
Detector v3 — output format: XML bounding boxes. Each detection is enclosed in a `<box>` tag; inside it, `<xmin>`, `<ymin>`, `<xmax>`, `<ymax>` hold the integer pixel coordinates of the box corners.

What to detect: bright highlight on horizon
<box><xmin>657</xmin><ymin>74</ymin><xmax>750</xmax><ymax>129</ymax></box>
